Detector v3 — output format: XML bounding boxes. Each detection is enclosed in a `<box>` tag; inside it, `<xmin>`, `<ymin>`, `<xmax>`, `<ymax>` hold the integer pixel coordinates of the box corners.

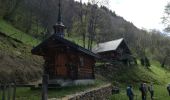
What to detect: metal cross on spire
<box><xmin>58</xmin><ymin>0</ymin><xmax>62</xmax><ymax>24</ymax></box>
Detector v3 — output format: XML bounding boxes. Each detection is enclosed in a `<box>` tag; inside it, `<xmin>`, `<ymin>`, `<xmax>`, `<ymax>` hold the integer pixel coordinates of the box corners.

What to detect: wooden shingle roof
<box><xmin>31</xmin><ymin>34</ymin><xmax>98</xmax><ymax>58</ymax></box>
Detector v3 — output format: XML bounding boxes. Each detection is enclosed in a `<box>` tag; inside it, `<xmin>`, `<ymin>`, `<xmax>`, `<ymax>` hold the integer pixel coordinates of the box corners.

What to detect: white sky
<box><xmin>75</xmin><ymin>0</ymin><xmax>169</xmax><ymax>31</ymax></box>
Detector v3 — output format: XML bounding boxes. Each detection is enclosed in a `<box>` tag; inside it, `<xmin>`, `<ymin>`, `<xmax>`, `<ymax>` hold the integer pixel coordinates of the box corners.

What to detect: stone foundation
<box><xmin>48</xmin><ymin>79</ymin><xmax>95</xmax><ymax>86</ymax></box>
<box><xmin>59</xmin><ymin>84</ymin><xmax>112</xmax><ymax>100</ymax></box>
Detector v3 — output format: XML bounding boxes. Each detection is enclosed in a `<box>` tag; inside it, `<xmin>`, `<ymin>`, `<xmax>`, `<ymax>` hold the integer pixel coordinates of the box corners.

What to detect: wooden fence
<box><xmin>0</xmin><ymin>75</ymin><xmax>49</xmax><ymax>100</ymax></box>
<box><xmin>0</xmin><ymin>83</ymin><xmax>16</xmax><ymax>100</ymax></box>
<box><xmin>0</xmin><ymin>83</ymin><xmax>42</xmax><ymax>100</ymax></box>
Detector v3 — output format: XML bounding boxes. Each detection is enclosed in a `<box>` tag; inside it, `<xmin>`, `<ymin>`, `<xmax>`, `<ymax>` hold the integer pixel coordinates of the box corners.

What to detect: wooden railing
<box><xmin>0</xmin><ymin>83</ymin><xmax>16</xmax><ymax>100</ymax></box>
<box><xmin>0</xmin><ymin>83</ymin><xmax>43</xmax><ymax>100</ymax></box>
<box><xmin>0</xmin><ymin>75</ymin><xmax>49</xmax><ymax>100</ymax></box>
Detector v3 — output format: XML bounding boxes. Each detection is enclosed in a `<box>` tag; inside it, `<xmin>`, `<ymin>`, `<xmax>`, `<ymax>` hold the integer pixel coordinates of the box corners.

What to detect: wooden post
<box><xmin>2</xmin><ymin>84</ymin><xmax>6</xmax><ymax>100</ymax></box>
<box><xmin>7</xmin><ymin>84</ymin><xmax>11</xmax><ymax>100</ymax></box>
<box><xmin>0</xmin><ymin>83</ymin><xmax>2</xmax><ymax>99</ymax></box>
<box><xmin>12</xmin><ymin>82</ymin><xmax>16</xmax><ymax>100</ymax></box>
<box><xmin>42</xmin><ymin>74</ymin><xmax>49</xmax><ymax>100</ymax></box>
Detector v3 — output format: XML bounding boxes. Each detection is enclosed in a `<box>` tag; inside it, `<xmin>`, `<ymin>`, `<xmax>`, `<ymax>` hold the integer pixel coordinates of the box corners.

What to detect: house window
<box><xmin>80</xmin><ymin>57</ymin><xmax>84</xmax><ymax>67</ymax></box>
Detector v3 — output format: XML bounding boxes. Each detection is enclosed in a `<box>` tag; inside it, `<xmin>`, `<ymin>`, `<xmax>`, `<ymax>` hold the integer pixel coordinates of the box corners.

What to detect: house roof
<box><xmin>31</xmin><ymin>34</ymin><xmax>98</xmax><ymax>58</ymax></box>
<box><xmin>92</xmin><ymin>38</ymin><xmax>124</xmax><ymax>53</ymax></box>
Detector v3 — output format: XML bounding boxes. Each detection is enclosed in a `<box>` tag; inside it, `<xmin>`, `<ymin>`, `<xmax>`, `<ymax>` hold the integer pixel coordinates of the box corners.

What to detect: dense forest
<box><xmin>1</xmin><ymin>0</ymin><xmax>170</xmax><ymax>67</ymax></box>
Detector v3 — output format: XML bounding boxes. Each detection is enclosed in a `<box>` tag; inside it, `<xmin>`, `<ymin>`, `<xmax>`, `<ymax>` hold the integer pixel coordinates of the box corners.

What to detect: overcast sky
<box><xmin>75</xmin><ymin>0</ymin><xmax>169</xmax><ymax>32</ymax></box>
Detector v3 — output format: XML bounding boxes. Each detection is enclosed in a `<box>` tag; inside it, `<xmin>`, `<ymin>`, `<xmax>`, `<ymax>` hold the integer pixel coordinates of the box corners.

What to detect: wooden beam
<box><xmin>42</xmin><ymin>74</ymin><xmax>49</xmax><ymax>100</ymax></box>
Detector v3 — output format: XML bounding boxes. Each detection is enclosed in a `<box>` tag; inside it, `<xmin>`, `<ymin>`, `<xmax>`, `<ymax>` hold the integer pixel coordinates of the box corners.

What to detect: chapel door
<box><xmin>55</xmin><ymin>53</ymin><xmax>68</xmax><ymax>78</ymax></box>
<box><xmin>67</xmin><ymin>55</ymin><xmax>78</xmax><ymax>80</ymax></box>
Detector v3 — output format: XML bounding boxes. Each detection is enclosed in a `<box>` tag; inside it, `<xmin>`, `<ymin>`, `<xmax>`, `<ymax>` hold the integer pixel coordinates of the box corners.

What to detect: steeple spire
<box><xmin>58</xmin><ymin>0</ymin><xmax>62</xmax><ymax>24</ymax></box>
<box><xmin>53</xmin><ymin>0</ymin><xmax>65</xmax><ymax>37</ymax></box>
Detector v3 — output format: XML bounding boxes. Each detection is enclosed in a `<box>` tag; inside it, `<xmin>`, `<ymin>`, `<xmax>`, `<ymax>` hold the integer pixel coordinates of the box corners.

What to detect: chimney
<box><xmin>53</xmin><ymin>0</ymin><xmax>65</xmax><ymax>37</ymax></box>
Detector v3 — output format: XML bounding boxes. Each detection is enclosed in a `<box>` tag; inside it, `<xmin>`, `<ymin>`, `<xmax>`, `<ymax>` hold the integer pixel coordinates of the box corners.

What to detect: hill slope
<box><xmin>96</xmin><ymin>62</ymin><xmax>170</xmax><ymax>100</ymax></box>
<box><xmin>109</xmin><ymin>63</ymin><xmax>170</xmax><ymax>100</ymax></box>
<box><xmin>0</xmin><ymin>19</ymin><xmax>43</xmax><ymax>83</ymax></box>
<box><xmin>0</xmin><ymin>0</ymin><xmax>170</xmax><ymax>90</ymax></box>
<box><xmin>96</xmin><ymin>61</ymin><xmax>170</xmax><ymax>84</ymax></box>
<box><xmin>0</xmin><ymin>19</ymin><xmax>40</xmax><ymax>45</ymax></box>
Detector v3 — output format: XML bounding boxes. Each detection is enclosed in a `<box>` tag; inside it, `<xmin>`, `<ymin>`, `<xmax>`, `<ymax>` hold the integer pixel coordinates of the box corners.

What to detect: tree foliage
<box><xmin>162</xmin><ymin>2</ymin><xmax>170</xmax><ymax>32</ymax></box>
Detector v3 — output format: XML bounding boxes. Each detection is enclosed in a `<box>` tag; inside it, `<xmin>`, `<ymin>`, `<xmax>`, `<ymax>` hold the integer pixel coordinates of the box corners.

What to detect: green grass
<box><xmin>109</xmin><ymin>65</ymin><xmax>159</xmax><ymax>84</ymax></box>
<box><xmin>110</xmin><ymin>85</ymin><xmax>170</xmax><ymax>100</ymax></box>
<box><xmin>0</xmin><ymin>18</ymin><xmax>95</xmax><ymax>47</ymax></box>
<box><xmin>110</xmin><ymin>61</ymin><xmax>170</xmax><ymax>100</ymax></box>
<box><xmin>0</xmin><ymin>79</ymin><xmax>107</xmax><ymax>100</ymax></box>
<box><xmin>0</xmin><ymin>19</ymin><xmax>40</xmax><ymax>46</ymax></box>
<box><xmin>15</xmin><ymin>85</ymin><xmax>96</xmax><ymax>100</ymax></box>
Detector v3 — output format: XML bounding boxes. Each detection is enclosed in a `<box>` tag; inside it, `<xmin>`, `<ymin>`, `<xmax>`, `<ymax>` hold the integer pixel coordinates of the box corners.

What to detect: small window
<box><xmin>80</xmin><ymin>57</ymin><xmax>84</xmax><ymax>67</ymax></box>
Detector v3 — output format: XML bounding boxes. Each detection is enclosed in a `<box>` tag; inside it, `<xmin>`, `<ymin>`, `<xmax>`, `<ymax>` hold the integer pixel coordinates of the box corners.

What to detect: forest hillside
<box><xmin>0</xmin><ymin>0</ymin><xmax>170</xmax><ymax>83</ymax></box>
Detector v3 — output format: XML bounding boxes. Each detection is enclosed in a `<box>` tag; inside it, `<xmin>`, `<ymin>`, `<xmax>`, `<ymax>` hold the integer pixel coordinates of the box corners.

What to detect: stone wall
<box><xmin>62</xmin><ymin>84</ymin><xmax>112</xmax><ymax>100</ymax></box>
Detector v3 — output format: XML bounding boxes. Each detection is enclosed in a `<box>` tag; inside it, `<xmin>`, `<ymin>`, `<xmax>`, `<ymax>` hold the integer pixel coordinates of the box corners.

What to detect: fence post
<box><xmin>0</xmin><ymin>83</ymin><xmax>2</xmax><ymax>99</ymax></box>
<box><xmin>12</xmin><ymin>82</ymin><xmax>16</xmax><ymax>100</ymax></box>
<box><xmin>2</xmin><ymin>84</ymin><xmax>6</xmax><ymax>100</ymax></box>
<box><xmin>7</xmin><ymin>83</ymin><xmax>11</xmax><ymax>100</ymax></box>
<box><xmin>42</xmin><ymin>74</ymin><xmax>49</xmax><ymax>100</ymax></box>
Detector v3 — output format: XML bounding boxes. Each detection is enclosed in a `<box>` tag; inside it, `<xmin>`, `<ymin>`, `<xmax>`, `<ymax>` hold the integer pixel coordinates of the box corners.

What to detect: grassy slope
<box><xmin>0</xmin><ymin>19</ymin><xmax>40</xmax><ymax>46</ymax></box>
<box><xmin>110</xmin><ymin>61</ymin><xmax>170</xmax><ymax>100</ymax></box>
<box><xmin>0</xmin><ymin>18</ymin><xmax>94</xmax><ymax>47</ymax></box>
<box><xmin>0</xmin><ymin>19</ymin><xmax>43</xmax><ymax>83</ymax></box>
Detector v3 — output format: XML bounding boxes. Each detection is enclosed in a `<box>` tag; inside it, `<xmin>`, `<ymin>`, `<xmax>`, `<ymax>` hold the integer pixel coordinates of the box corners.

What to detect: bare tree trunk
<box><xmin>7</xmin><ymin>84</ymin><xmax>11</xmax><ymax>100</ymax></box>
<box><xmin>87</xmin><ymin>19</ymin><xmax>93</xmax><ymax>50</ymax></box>
<box><xmin>161</xmin><ymin>56</ymin><xmax>168</xmax><ymax>67</ymax></box>
<box><xmin>25</xmin><ymin>9</ymin><xmax>33</xmax><ymax>33</ymax></box>
<box><xmin>88</xmin><ymin>35</ymin><xmax>91</xmax><ymax>50</ymax></box>
<box><xmin>12</xmin><ymin>82</ymin><xmax>16</xmax><ymax>100</ymax></box>
<box><xmin>79</xmin><ymin>0</ymin><xmax>86</xmax><ymax>48</ymax></box>
<box><xmin>4</xmin><ymin>0</ymin><xmax>22</xmax><ymax>20</ymax></box>
<box><xmin>2</xmin><ymin>84</ymin><xmax>6</xmax><ymax>100</ymax></box>
<box><xmin>88</xmin><ymin>6</ymin><xmax>98</xmax><ymax>50</ymax></box>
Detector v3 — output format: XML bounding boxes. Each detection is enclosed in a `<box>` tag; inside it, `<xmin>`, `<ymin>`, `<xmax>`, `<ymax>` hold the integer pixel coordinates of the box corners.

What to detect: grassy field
<box><xmin>110</xmin><ymin>62</ymin><xmax>170</xmax><ymax>100</ymax></box>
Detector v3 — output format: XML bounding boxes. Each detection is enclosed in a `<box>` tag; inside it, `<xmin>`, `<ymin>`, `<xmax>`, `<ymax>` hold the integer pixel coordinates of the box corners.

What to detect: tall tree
<box><xmin>86</xmin><ymin>0</ymin><xmax>109</xmax><ymax>50</ymax></box>
<box><xmin>80</xmin><ymin>0</ymin><xmax>86</xmax><ymax>48</ymax></box>
<box><xmin>162</xmin><ymin>2</ymin><xmax>170</xmax><ymax>32</ymax></box>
